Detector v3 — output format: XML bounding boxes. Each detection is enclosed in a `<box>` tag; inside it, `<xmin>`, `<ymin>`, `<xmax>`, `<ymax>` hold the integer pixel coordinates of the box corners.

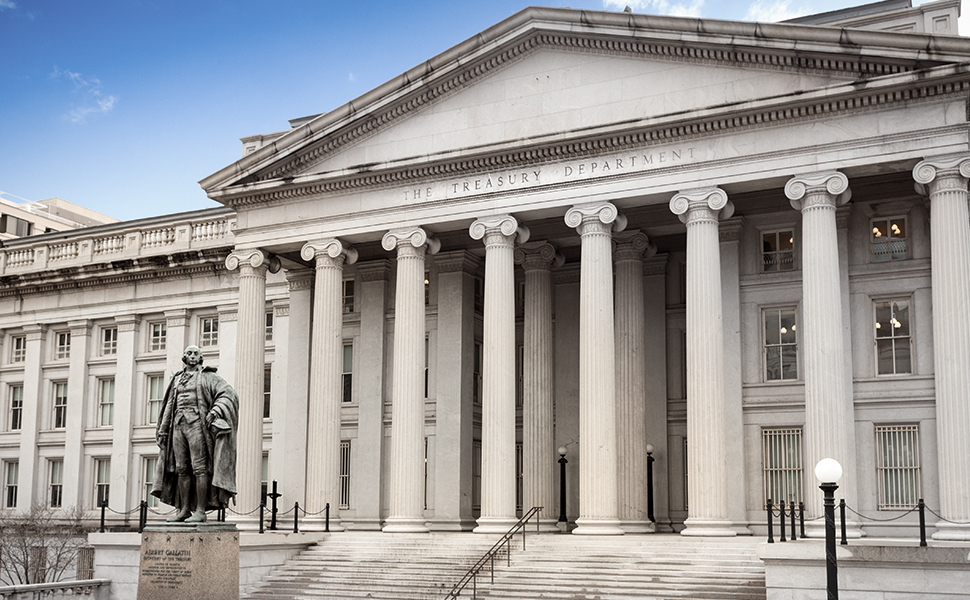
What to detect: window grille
<box><xmin>871</xmin><ymin>217</ymin><xmax>907</xmax><ymax>262</ymax></box>
<box><xmin>76</xmin><ymin>547</ymin><xmax>95</xmax><ymax>581</ymax></box>
<box><xmin>762</xmin><ymin>230</ymin><xmax>795</xmax><ymax>272</ymax></box>
<box><xmin>763</xmin><ymin>308</ymin><xmax>797</xmax><ymax>381</ymax></box>
<box><xmin>9</xmin><ymin>385</ymin><xmax>23</xmax><ymax>431</ymax></box>
<box><xmin>53</xmin><ymin>383</ymin><xmax>68</xmax><ymax>429</ymax></box>
<box><xmin>95</xmin><ymin>458</ymin><xmax>110</xmax><ymax>507</ymax></box>
<box><xmin>149</xmin><ymin>322</ymin><xmax>166</xmax><ymax>352</ymax></box>
<box><xmin>49</xmin><ymin>460</ymin><xmax>63</xmax><ymax>508</ymax></box>
<box><xmin>340</xmin><ymin>441</ymin><xmax>351</xmax><ymax>509</ymax></box>
<box><xmin>144</xmin><ymin>457</ymin><xmax>158</xmax><ymax>507</ymax></box>
<box><xmin>147</xmin><ymin>375</ymin><xmax>164</xmax><ymax>425</ymax></box>
<box><xmin>11</xmin><ymin>335</ymin><xmax>26</xmax><ymax>363</ymax></box>
<box><xmin>762</xmin><ymin>428</ymin><xmax>803</xmax><ymax>507</ymax></box>
<box><xmin>876</xmin><ymin>425</ymin><xmax>921</xmax><ymax>510</ymax></box>
<box><xmin>342</xmin><ymin>344</ymin><xmax>353</xmax><ymax>403</ymax></box>
<box><xmin>875</xmin><ymin>299</ymin><xmax>912</xmax><ymax>375</ymax></box>
<box><xmin>200</xmin><ymin>317</ymin><xmax>218</xmax><ymax>347</ymax></box>
<box><xmin>55</xmin><ymin>332</ymin><xmax>71</xmax><ymax>360</ymax></box>
<box><xmin>4</xmin><ymin>461</ymin><xmax>18</xmax><ymax>508</ymax></box>
<box><xmin>101</xmin><ymin>327</ymin><xmax>118</xmax><ymax>355</ymax></box>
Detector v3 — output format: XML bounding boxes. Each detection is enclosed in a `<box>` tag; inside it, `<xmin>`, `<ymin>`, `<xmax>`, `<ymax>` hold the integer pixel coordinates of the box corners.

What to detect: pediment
<box><xmin>201</xmin><ymin>7</ymin><xmax>970</xmax><ymax>207</ymax></box>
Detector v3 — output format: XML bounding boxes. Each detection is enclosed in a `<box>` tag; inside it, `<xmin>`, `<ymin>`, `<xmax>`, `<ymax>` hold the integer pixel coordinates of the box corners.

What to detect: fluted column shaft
<box><xmin>914</xmin><ymin>156</ymin><xmax>970</xmax><ymax>540</ymax></box>
<box><xmin>670</xmin><ymin>188</ymin><xmax>735</xmax><ymax>537</ymax></box>
<box><xmin>515</xmin><ymin>242</ymin><xmax>559</xmax><ymax>530</ymax></box>
<box><xmin>383</xmin><ymin>228</ymin><xmax>437</xmax><ymax>532</ymax></box>
<box><xmin>303</xmin><ymin>240</ymin><xmax>357</xmax><ymax>530</ymax></box>
<box><xmin>614</xmin><ymin>231</ymin><xmax>654</xmax><ymax>533</ymax></box>
<box><xmin>786</xmin><ymin>172</ymin><xmax>858</xmax><ymax>534</ymax></box>
<box><xmin>565</xmin><ymin>202</ymin><xmax>623</xmax><ymax>535</ymax></box>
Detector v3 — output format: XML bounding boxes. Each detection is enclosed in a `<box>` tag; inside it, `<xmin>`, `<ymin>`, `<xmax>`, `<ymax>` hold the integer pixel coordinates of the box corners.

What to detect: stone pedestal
<box><xmin>137</xmin><ymin>523</ymin><xmax>239</xmax><ymax>600</ymax></box>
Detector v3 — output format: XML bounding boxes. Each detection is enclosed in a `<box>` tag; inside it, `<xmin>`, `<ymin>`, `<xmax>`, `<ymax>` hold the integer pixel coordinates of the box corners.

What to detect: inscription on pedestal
<box><xmin>137</xmin><ymin>523</ymin><xmax>239</xmax><ymax>600</ymax></box>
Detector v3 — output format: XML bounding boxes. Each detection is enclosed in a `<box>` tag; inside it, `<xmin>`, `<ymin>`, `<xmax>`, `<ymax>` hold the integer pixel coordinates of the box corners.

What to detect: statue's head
<box><xmin>182</xmin><ymin>345</ymin><xmax>203</xmax><ymax>367</ymax></box>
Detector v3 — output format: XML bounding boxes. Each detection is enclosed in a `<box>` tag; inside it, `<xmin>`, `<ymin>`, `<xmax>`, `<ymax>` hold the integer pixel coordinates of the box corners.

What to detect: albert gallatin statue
<box><xmin>151</xmin><ymin>345</ymin><xmax>239</xmax><ymax>522</ymax></box>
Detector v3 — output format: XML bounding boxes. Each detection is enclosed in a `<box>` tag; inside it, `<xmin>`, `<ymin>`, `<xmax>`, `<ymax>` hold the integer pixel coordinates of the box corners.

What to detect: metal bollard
<box><xmin>139</xmin><ymin>500</ymin><xmax>148</xmax><ymax>533</ymax></box>
<box><xmin>325</xmin><ymin>502</ymin><xmax>330</xmax><ymax>533</ymax></box>
<box><xmin>799</xmin><ymin>501</ymin><xmax>806</xmax><ymax>539</ymax></box>
<box><xmin>790</xmin><ymin>502</ymin><xmax>797</xmax><ymax>540</ymax></box>
<box><xmin>259</xmin><ymin>503</ymin><xmax>265</xmax><ymax>534</ymax></box>
<box><xmin>839</xmin><ymin>499</ymin><xmax>847</xmax><ymax>545</ymax></box>
<box><xmin>918</xmin><ymin>499</ymin><xmax>927</xmax><ymax>547</ymax></box>
<box><xmin>766</xmin><ymin>499</ymin><xmax>774</xmax><ymax>543</ymax></box>
<box><xmin>100</xmin><ymin>500</ymin><xmax>107</xmax><ymax>533</ymax></box>
<box><xmin>779</xmin><ymin>500</ymin><xmax>787</xmax><ymax>542</ymax></box>
<box><xmin>293</xmin><ymin>502</ymin><xmax>300</xmax><ymax>533</ymax></box>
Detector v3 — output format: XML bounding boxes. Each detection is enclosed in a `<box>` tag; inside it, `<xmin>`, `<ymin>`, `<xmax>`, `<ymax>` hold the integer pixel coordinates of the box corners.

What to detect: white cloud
<box><xmin>348</xmin><ymin>72</ymin><xmax>355</xmax><ymax>82</ymax></box>
<box><xmin>603</xmin><ymin>0</ymin><xmax>704</xmax><ymax>18</ymax></box>
<box><xmin>50</xmin><ymin>67</ymin><xmax>118</xmax><ymax>123</ymax></box>
<box><xmin>0</xmin><ymin>0</ymin><xmax>16</xmax><ymax>9</ymax></box>
<box><xmin>744</xmin><ymin>0</ymin><xmax>808</xmax><ymax>23</ymax></box>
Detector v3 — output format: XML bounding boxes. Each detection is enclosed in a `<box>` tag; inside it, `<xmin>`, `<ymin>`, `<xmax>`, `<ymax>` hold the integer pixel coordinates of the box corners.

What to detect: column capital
<box><xmin>217</xmin><ymin>305</ymin><xmax>238</xmax><ymax>323</ymax></box>
<box><xmin>565</xmin><ymin>201</ymin><xmax>627</xmax><ymax>233</ymax></box>
<box><xmin>643</xmin><ymin>253</ymin><xmax>669</xmax><ymax>277</ymax></box>
<box><xmin>670</xmin><ymin>187</ymin><xmax>733</xmax><ymax>224</ymax></box>
<box><xmin>68</xmin><ymin>319</ymin><xmax>91</xmax><ymax>337</ymax></box>
<box><xmin>382</xmin><ymin>227</ymin><xmax>440</xmax><ymax>254</ymax></box>
<box><xmin>913</xmin><ymin>154</ymin><xmax>970</xmax><ymax>193</ymax></box>
<box><xmin>114</xmin><ymin>314</ymin><xmax>140</xmax><ymax>332</ymax></box>
<box><xmin>357</xmin><ymin>259</ymin><xmax>392</xmax><ymax>282</ymax></box>
<box><xmin>23</xmin><ymin>323</ymin><xmax>46</xmax><ymax>341</ymax></box>
<box><xmin>435</xmin><ymin>250</ymin><xmax>481</xmax><ymax>275</ymax></box>
<box><xmin>469</xmin><ymin>215</ymin><xmax>530</xmax><ymax>245</ymax></box>
<box><xmin>164</xmin><ymin>308</ymin><xmax>189</xmax><ymax>328</ymax></box>
<box><xmin>785</xmin><ymin>171</ymin><xmax>851</xmax><ymax>211</ymax></box>
<box><xmin>514</xmin><ymin>242</ymin><xmax>564</xmax><ymax>270</ymax></box>
<box><xmin>613</xmin><ymin>230</ymin><xmax>656</xmax><ymax>262</ymax></box>
<box><xmin>301</xmin><ymin>239</ymin><xmax>358</xmax><ymax>265</ymax></box>
<box><xmin>226</xmin><ymin>248</ymin><xmax>282</xmax><ymax>273</ymax></box>
<box><xmin>285</xmin><ymin>268</ymin><xmax>315</xmax><ymax>291</ymax></box>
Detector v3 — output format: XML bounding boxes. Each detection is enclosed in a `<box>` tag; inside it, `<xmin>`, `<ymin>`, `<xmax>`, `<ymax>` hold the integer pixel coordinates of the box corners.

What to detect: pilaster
<box><xmin>17</xmin><ymin>324</ymin><xmax>46</xmax><ymax>509</ymax></box>
<box><xmin>64</xmin><ymin>319</ymin><xmax>91</xmax><ymax>510</ymax></box>
<box><xmin>109</xmin><ymin>314</ymin><xmax>140</xmax><ymax>512</ymax></box>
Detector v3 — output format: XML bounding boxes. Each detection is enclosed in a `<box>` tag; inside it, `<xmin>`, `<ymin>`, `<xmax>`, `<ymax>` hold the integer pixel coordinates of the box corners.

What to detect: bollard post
<box><xmin>294</xmin><ymin>502</ymin><xmax>300</xmax><ymax>533</ymax></box>
<box><xmin>259</xmin><ymin>503</ymin><xmax>265</xmax><ymax>534</ymax></box>
<box><xmin>139</xmin><ymin>500</ymin><xmax>147</xmax><ymax>533</ymax></box>
<box><xmin>918</xmin><ymin>499</ymin><xmax>927</xmax><ymax>547</ymax></box>
<box><xmin>767</xmin><ymin>499</ymin><xmax>774</xmax><ymax>543</ymax></box>
<box><xmin>100</xmin><ymin>500</ymin><xmax>107</xmax><ymax>533</ymax></box>
<box><xmin>839</xmin><ymin>499</ymin><xmax>847</xmax><ymax>545</ymax></box>
<box><xmin>268</xmin><ymin>480</ymin><xmax>281</xmax><ymax>531</ymax></box>
<box><xmin>325</xmin><ymin>502</ymin><xmax>330</xmax><ymax>533</ymax></box>
<box><xmin>799</xmin><ymin>501</ymin><xmax>806</xmax><ymax>539</ymax></box>
<box><xmin>779</xmin><ymin>499</ymin><xmax>787</xmax><ymax>542</ymax></box>
<box><xmin>790</xmin><ymin>502</ymin><xmax>797</xmax><ymax>540</ymax></box>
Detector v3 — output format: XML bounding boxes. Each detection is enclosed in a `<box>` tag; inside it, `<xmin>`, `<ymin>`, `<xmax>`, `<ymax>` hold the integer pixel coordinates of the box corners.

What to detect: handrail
<box><xmin>445</xmin><ymin>506</ymin><xmax>543</xmax><ymax>599</ymax></box>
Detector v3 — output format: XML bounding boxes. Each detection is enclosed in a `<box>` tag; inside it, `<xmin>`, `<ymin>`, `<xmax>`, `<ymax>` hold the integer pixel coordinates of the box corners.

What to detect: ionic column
<box><xmin>613</xmin><ymin>231</ymin><xmax>656</xmax><ymax>533</ymax></box>
<box><xmin>382</xmin><ymin>228</ymin><xmax>439</xmax><ymax>532</ymax></box>
<box><xmin>913</xmin><ymin>156</ymin><xmax>970</xmax><ymax>540</ymax></box>
<box><xmin>302</xmin><ymin>240</ymin><xmax>358</xmax><ymax>531</ymax></box>
<box><xmin>565</xmin><ymin>202</ymin><xmax>624</xmax><ymax>536</ymax></box>
<box><xmin>786</xmin><ymin>172</ymin><xmax>859</xmax><ymax>537</ymax></box>
<box><xmin>226</xmin><ymin>248</ymin><xmax>280</xmax><ymax>521</ymax></box>
<box><xmin>469</xmin><ymin>215</ymin><xmax>529</xmax><ymax>533</ymax></box>
<box><xmin>670</xmin><ymin>187</ymin><xmax>735</xmax><ymax>537</ymax></box>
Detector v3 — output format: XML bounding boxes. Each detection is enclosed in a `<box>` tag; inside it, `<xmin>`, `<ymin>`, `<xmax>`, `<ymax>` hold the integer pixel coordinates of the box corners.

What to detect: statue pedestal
<box><xmin>137</xmin><ymin>522</ymin><xmax>239</xmax><ymax>600</ymax></box>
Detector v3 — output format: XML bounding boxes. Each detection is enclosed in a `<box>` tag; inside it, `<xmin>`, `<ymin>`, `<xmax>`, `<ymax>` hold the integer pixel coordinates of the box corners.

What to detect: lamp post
<box><xmin>815</xmin><ymin>458</ymin><xmax>843</xmax><ymax>600</ymax></box>
<box><xmin>557</xmin><ymin>446</ymin><xmax>568</xmax><ymax>527</ymax></box>
<box><xmin>645</xmin><ymin>443</ymin><xmax>655</xmax><ymax>523</ymax></box>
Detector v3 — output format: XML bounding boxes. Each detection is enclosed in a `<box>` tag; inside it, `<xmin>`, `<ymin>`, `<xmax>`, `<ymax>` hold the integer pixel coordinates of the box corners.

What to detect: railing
<box><xmin>0</xmin><ymin>579</ymin><xmax>110</xmax><ymax>600</ymax></box>
<box><xmin>445</xmin><ymin>507</ymin><xmax>543</xmax><ymax>599</ymax></box>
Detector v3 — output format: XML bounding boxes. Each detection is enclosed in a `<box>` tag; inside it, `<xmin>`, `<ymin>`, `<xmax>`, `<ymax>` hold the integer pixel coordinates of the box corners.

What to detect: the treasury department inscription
<box><xmin>137</xmin><ymin>524</ymin><xmax>239</xmax><ymax>600</ymax></box>
<box><xmin>141</xmin><ymin>549</ymin><xmax>193</xmax><ymax>590</ymax></box>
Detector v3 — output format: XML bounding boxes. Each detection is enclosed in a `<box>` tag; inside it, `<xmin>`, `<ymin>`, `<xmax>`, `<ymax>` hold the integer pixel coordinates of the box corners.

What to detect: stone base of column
<box><xmin>473</xmin><ymin>516</ymin><xmax>518</xmax><ymax>534</ymax></box>
<box><xmin>343</xmin><ymin>518</ymin><xmax>382</xmax><ymax>531</ymax></box>
<box><xmin>225</xmin><ymin>514</ymin><xmax>260</xmax><ymax>532</ymax></box>
<box><xmin>619</xmin><ymin>520</ymin><xmax>656</xmax><ymax>534</ymax></box>
<box><xmin>802</xmin><ymin>520</ymin><xmax>863</xmax><ymax>539</ymax></box>
<box><xmin>535</xmin><ymin>518</ymin><xmax>562</xmax><ymax>533</ymax></box>
<box><xmin>300</xmin><ymin>515</ymin><xmax>344</xmax><ymax>533</ymax></box>
<box><xmin>931</xmin><ymin>521</ymin><xmax>970</xmax><ymax>541</ymax></box>
<box><xmin>680</xmin><ymin>518</ymin><xmax>736</xmax><ymax>537</ymax></box>
<box><xmin>382</xmin><ymin>516</ymin><xmax>429</xmax><ymax>533</ymax></box>
<box><xmin>428</xmin><ymin>518</ymin><xmax>477</xmax><ymax>532</ymax></box>
<box><xmin>572</xmin><ymin>518</ymin><xmax>624</xmax><ymax>536</ymax></box>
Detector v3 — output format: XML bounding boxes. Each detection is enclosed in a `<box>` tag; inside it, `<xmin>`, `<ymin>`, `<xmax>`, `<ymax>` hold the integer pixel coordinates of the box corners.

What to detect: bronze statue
<box><xmin>151</xmin><ymin>345</ymin><xmax>238</xmax><ymax>522</ymax></box>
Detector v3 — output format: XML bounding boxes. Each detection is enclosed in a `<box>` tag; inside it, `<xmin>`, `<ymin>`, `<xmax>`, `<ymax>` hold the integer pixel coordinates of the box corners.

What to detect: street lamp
<box><xmin>815</xmin><ymin>458</ymin><xmax>843</xmax><ymax>600</ymax></box>
<box><xmin>558</xmin><ymin>446</ymin><xmax>568</xmax><ymax>526</ymax></box>
<box><xmin>645</xmin><ymin>443</ymin><xmax>655</xmax><ymax>523</ymax></box>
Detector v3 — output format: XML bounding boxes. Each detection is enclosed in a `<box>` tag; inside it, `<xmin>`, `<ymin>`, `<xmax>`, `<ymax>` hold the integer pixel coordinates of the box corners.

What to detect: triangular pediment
<box><xmin>201</xmin><ymin>6</ymin><xmax>970</xmax><ymax>207</ymax></box>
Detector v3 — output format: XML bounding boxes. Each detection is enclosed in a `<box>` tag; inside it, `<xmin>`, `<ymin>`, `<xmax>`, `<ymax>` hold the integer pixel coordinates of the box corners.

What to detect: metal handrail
<box><xmin>445</xmin><ymin>506</ymin><xmax>543</xmax><ymax>599</ymax></box>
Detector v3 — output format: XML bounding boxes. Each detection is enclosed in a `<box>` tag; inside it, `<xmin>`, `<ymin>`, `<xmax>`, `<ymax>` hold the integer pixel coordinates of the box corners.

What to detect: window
<box><xmin>263</xmin><ymin>365</ymin><xmax>272</xmax><ymax>419</ymax></box>
<box><xmin>49</xmin><ymin>460</ymin><xmax>63</xmax><ymax>508</ymax></box>
<box><xmin>342</xmin><ymin>344</ymin><xmax>353</xmax><ymax>403</ymax></box>
<box><xmin>764</xmin><ymin>308</ymin><xmax>797</xmax><ymax>381</ymax></box>
<box><xmin>95</xmin><ymin>458</ymin><xmax>110</xmax><ymax>507</ymax></box>
<box><xmin>260</xmin><ymin>453</ymin><xmax>269</xmax><ymax>505</ymax></box>
<box><xmin>424</xmin><ymin>337</ymin><xmax>430</xmax><ymax>398</ymax></box>
<box><xmin>515</xmin><ymin>442</ymin><xmax>523</xmax><ymax>514</ymax></box>
<box><xmin>101</xmin><ymin>327</ymin><xmax>117</xmax><ymax>356</ymax></box>
<box><xmin>98</xmin><ymin>378</ymin><xmax>115</xmax><ymax>426</ymax></box>
<box><xmin>515</xmin><ymin>344</ymin><xmax>524</xmax><ymax>408</ymax></box>
<box><xmin>144</xmin><ymin>457</ymin><xmax>158</xmax><ymax>507</ymax></box>
<box><xmin>473</xmin><ymin>341</ymin><xmax>482</xmax><ymax>404</ymax></box>
<box><xmin>11</xmin><ymin>335</ymin><xmax>26</xmax><ymax>363</ymax></box>
<box><xmin>474</xmin><ymin>276</ymin><xmax>484</xmax><ymax>313</ymax></box>
<box><xmin>55</xmin><ymin>331</ymin><xmax>71</xmax><ymax>360</ymax></box>
<box><xmin>1</xmin><ymin>214</ymin><xmax>32</xmax><ymax>236</ymax></box>
<box><xmin>265</xmin><ymin>311</ymin><xmax>274</xmax><ymax>342</ymax></box>
<box><xmin>147</xmin><ymin>375</ymin><xmax>164</xmax><ymax>425</ymax></box>
<box><xmin>871</xmin><ymin>217</ymin><xmax>907</xmax><ymax>262</ymax></box>
<box><xmin>424</xmin><ymin>272</ymin><xmax>430</xmax><ymax>306</ymax></box>
<box><xmin>763</xmin><ymin>230</ymin><xmax>794</xmax><ymax>272</ymax></box>
<box><xmin>9</xmin><ymin>385</ymin><xmax>23</xmax><ymax>431</ymax></box>
<box><xmin>52</xmin><ymin>383</ymin><xmax>68</xmax><ymax>429</ymax></box>
<box><xmin>149</xmin><ymin>322</ymin><xmax>166</xmax><ymax>352</ymax></box>
<box><xmin>4</xmin><ymin>461</ymin><xmax>18</xmax><ymax>508</ymax></box>
<box><xmin>875</xmin><ymin>299</ymin><xmax>911</xmax><ymax>375</ymax></box>
<box><xmin>339</xmin><ymin>441</ymin><xmax>351</xmax><ymax>509</ymax></box>
<box><xmin>472</xmin><ymin>441</ymin><xmax>482</xmax><ymax>512</ymax></box>
<box><xmin>876</xmin><ymin>425</ymin><xmax>921</xmax><ymax>510</ymax></box>
<box><xmin>200</xmin><ymin>317</ymin><xmax>218</xmax><ymax>347</ymax></box>
<box><xmin>762</xmin><ymin>428</ymin><xmax>803</xmax><ymax>507</ymax></box>
<box><xmin>342</xmin><ymin>279</ymin><xmax>355</xmax><ymax>314</ymax></box>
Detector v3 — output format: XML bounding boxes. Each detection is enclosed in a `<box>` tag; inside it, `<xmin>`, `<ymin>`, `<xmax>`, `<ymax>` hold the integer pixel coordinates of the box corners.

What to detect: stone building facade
<box><xmin>2</xmin><ymin>1</ymin><xmax>970</xmax><ymax>541</ymax></box>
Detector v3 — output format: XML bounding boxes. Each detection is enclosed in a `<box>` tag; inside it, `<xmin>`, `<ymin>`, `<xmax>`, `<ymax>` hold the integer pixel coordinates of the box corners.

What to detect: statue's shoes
<box><xmin>184</xmin><ymin>511</ymin><xmax>207</xmax><ymax>523</ymax></box>
<box><xmin>167</xmin><ymin>511</ymin><xmax>191</xmax><ymax>523</ymax></box>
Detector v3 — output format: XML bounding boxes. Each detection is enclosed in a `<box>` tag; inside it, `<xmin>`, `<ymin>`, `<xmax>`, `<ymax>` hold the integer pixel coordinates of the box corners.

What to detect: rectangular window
<box><xmin>200</xmin><ymin>317</ymin><xmax>219</xmax><ymax>347</ymax></box>
<box><xmin>11</xmin><ymin>335</ymin><xmax>26</xmax><ymax>363</ymax></box>
<box><xmin>474</xmin><ymin>277</ymin><xmax>484</xmax><ymax>313</ymax></box>
<box><xmin>515</xmin><ymin>344</ymin><xmax>524</xmax><ymax>408</ymax></box>
<box><xmin>342</xmin><ymin>279</ymin><xmax>355</xmax><ymax>314</ymax></box>
<box><xmin>144</xmin><ymin>457</ymin><xmax>159</xmax><ymax>507</ymax></box>
<box><xmin>424</xmin><ymin>272</ymin><xmax>431</xmax><ymax>306</ymax></box>
<box><xmin>149</xmin><ymin>322</ymin><xmax>167</xmax><ymax>352</ymax></box>
<box><xmin>263</xmin><ymin>365</ymin><xmax>272</xmax><ymax>419</ymax></box>
<box><xmin>424</xmin><ymin>337</ymin><xmax>430</xmax><ymax>399</ymax></box>
<box><xmin>871</xmin><ymin>217</ymin><xmax>907</xmax><ymax>262</ymax></box>
<box><xmin>342</xmin><ymin>344</ymin><xmax>353</xmax><ymax>403</ymax></box>
<box><xmin>473</xmin><ymin>341</ymin><xmax>482</xmax><ymax>405</ymax></box>
<box><xmin>764</xmin><ymin>308</ymin><xmax>798</xmax><ymax>381</ymax></box>
<box><xmin>260</xmin><ymin>453</ymin><xmax>269</xmax><ymax>505</ymax></box>
<box><xmin>98</xmin><ymin>378</ymin><xmax>115</xmax><ymax>427</ymax></box>
<box><xmin>9</xmin><ymin>385</ymin><xmax>23</xmax><ymax>431</ymax></box>
<box><xmin>53</xmin><ymin>382</ymin><xmax>68</xmax><ymax>429</ymax></box>
<box><xmin>4</xmin><ymin>461</ymin><xmax>18</xmax><ymax>508</ymax></box>
<box><xmin>875</xmin><ymin>299</ymin><xmax>912</xmax><ymax>375</ymax></box>
<box><xmin>49</xmin><ymin>460</ymin><xmax>63</xmax><ymax>508</ymax></box>
<box><xmin>515</xmin><ymin>442</ymin><xmax>524</xmax><ymax>514</ymax></box>
<box><xmin>762</xmin><ymin>428</ymin><xmax>803</xmax><ymax>507</ymax></box>
<box><xmin>147</xmin><ymin>375</ymin><xmax>164</xmax><ymax>425</ymax></box>
<box><xmin>876</xmin><ymin>425</ymin><xmax>921</xmax><ymax>510</ymax></box>
<box><xmin>101</xmin><ymin>327</ymin><xmax>118</xmax><ymax>356</ymax></box>
<box><xmin>55</xmin><ymin>332</ymin><xmax>71</xmax><ymax>360</ymax></box>
<box><xmin>472</xmin><ymin>440</ymin><xmax>482</xmax><ymax>513</ymax></box>
<box><xmin>762</xmin><ymin>230</ymin><xmax>794</xmax><ymax>272</ymax></box>
<box><xmin>1</xmin><ymin>214</ymin><xmax>32</xmax><ymax>236</ymax></box>
<box><xmin>340</xmin><ymin>441</ymin><xmax>351</xmax><ymax>509</ymax></box>
<box><xmin>95</xmin><ymin>458</ymin><xmax>110</xmax><ymax>507</ymax></box>
<box><xmin>265</xmin><ymin>311</ymin><xmax>274</xmax><ymax>342</ymax></box>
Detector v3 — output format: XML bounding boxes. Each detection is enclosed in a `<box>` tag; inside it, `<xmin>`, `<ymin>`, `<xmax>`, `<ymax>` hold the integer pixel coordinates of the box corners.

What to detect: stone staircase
<box><xmin>244</xmin><ymin>531</ymin><xmax>766</xmax><ymax>600</ymax></box>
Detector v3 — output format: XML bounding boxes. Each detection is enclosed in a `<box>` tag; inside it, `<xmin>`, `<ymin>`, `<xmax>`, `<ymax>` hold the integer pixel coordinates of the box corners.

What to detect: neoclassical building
<box><xmin>2</xmin><ymin>0</ymin><xmax>970</xmax><ymax>541</ymax></box>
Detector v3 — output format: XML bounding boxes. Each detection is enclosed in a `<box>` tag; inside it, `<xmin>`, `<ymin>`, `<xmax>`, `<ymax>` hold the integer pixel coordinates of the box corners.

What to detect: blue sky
<box><xmin>0</xmin><ymin>0</ymin><xmax>958</xmax><ymax>222</ymax></box>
